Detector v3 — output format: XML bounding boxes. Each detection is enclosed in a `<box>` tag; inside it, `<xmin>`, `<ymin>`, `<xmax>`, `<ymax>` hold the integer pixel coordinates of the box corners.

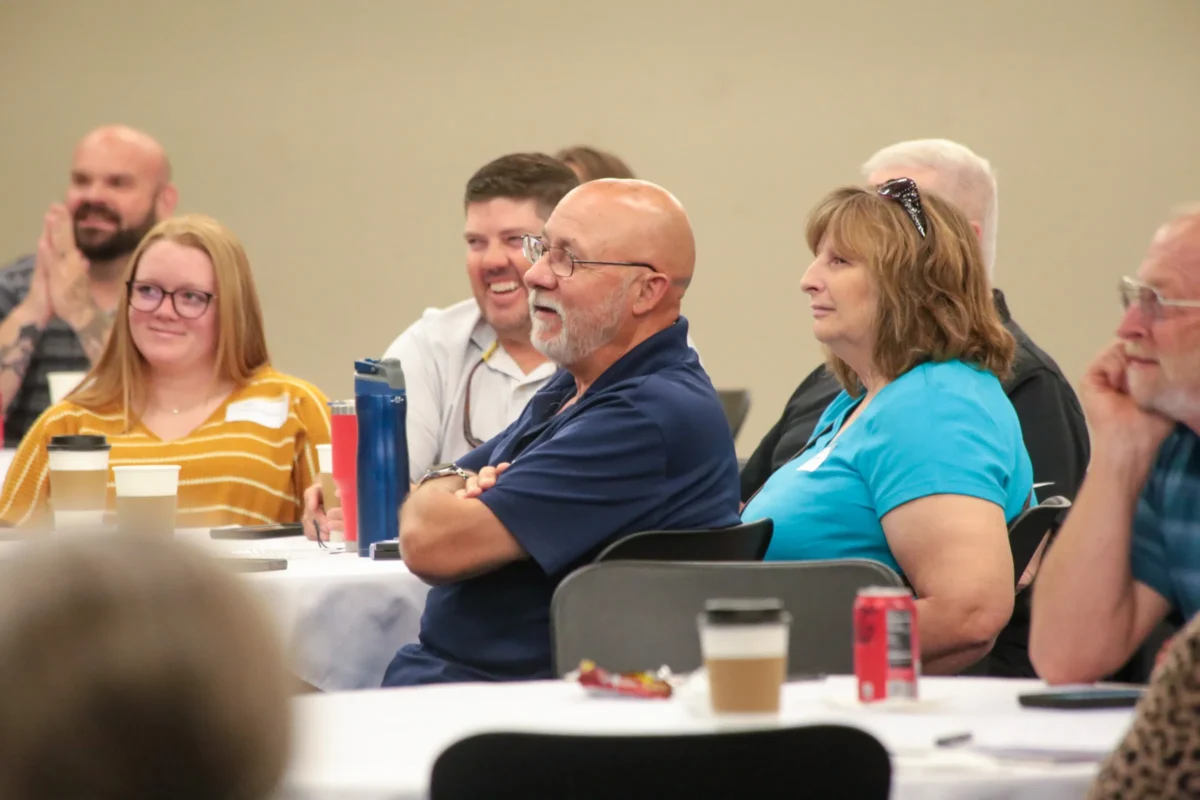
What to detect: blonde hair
<box><xmin>806</xmin><ymin>185</ymin><xmax>1014</xmax><ymax>394</ymax></box>
<box><xmin>0</xmin><ymin>535</ymin><xmax>290</xmax><ymax>800</ymax></box>
<box><xmin>68</xmin><ymin>214</ymin><xmax>270</xmax><ymax>427</ymax></box>
<box><xmin>861</xmin><ymin>139</ymin><xmax>999</xmax><ymax>278</ymax></box>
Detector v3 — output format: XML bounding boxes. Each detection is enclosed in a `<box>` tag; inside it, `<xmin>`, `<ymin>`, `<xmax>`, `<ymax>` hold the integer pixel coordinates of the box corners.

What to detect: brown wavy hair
<box><xmin>67</xmin><ymin>214</ymin><xmax>270</xmax><ymax>428</ymax></box>
<box><xmin>555</xmin><ymin>146</ymin><xmax>636</xmax><ymax>182</ymax></box>
<box><xmin>805</xmin><ymin>185</ymin><xmax>1014</xmax><ymax>394</ymax></box>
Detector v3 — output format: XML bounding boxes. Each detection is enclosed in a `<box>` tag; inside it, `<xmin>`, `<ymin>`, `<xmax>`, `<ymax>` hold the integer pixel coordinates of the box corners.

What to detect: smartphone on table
<box><xmin>1018</xmin><ymin>687</ymin><xmax>1144</xmax><ymax>710</ymax></box>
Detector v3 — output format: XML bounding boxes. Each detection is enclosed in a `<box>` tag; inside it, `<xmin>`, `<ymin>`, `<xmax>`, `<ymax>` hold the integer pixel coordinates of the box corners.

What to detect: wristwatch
<box><xmin>417</xmin><ymin>463</ymin><xmax>471</xmax><ymax>486</ymax></box>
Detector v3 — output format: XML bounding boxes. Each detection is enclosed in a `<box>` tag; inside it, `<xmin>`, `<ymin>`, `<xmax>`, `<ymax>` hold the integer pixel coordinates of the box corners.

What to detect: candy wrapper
<box><xmin>569</xmin><ymin>659</ymin><xmax>674</xmax><ymax>699</ymax></box>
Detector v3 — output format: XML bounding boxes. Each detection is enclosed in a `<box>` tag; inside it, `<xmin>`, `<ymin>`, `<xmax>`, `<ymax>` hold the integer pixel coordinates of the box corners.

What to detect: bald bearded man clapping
<box><xmin>0</xmin><ymin>125</ymin><xmax>178</xmax><ymax>443</ymax></box>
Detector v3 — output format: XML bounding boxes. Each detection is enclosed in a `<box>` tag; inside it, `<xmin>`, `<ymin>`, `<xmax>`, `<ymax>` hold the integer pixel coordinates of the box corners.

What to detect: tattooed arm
<box><xmin>46</xmin><ymin>250</ymin><xmax>115</xmax><ymax>365</ymax></box>
<box><xmin>0</xmin><ymin>304</ymin><xmax>48</xmax><ymax>414</ymax></box>
<box><xmin>71</xmin><ymin>305</ymin><xmax>117</xmax><ymax>364</ymax></box>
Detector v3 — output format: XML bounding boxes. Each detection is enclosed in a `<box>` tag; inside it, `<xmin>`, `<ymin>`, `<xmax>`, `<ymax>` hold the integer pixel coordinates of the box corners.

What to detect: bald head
<box><xmin>67</xmin><ymin>125</ymin><xmax>177</xmax><ymax>263</ymax></box>
<box><xmin>75</xmin><ymin>125</ymin><xmax>171</xmax><ymax>186</ymax></box>
<box><xmin>1162</xmin><ymin>204</ymin><xmax>1200</xmax><ymax>240</ymax></box>
<box><xmin>525</xmin><ymin>179</ymin><xmax>695</xmax><ymax>373</ymax></box>
<box><xmin>554</xmin><ymin>179</ymin><xmax>696</xmax><ymax>297</ymax></box>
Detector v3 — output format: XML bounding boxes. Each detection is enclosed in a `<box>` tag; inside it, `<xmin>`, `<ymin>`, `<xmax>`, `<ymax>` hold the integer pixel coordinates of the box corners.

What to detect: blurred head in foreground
<box><xmin>0</xmin><ymin>535</ymin><xmax>290</xmax><ymax>800</ymax></box>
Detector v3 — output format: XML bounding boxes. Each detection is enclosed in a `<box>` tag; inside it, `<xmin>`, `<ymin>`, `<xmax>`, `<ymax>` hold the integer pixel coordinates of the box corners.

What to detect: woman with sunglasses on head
<box><xmin>741</xmin><ymin>180</ymin><xmax>1034</xmax><ymax>674</ymax></box>
<box><xmin>0</xmin><ymin>214</ymin><xmax>330</xmax><ymax>528</ymax></box>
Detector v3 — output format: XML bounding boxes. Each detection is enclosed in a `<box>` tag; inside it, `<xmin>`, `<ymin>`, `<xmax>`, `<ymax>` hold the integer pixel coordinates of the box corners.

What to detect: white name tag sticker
<box><xmin>797</xmin><ymin>445</ymin><xmax>832</xmax><ymax>473</ymax></box>
<box><xmin>225</xmin><ymin>395</ymin><xmax>290</xmax><ymax>429</ymax></box>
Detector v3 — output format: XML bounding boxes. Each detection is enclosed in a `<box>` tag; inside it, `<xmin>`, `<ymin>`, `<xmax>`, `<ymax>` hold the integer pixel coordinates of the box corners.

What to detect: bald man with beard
<box><xmin>383</xmin><ymin>179</ymin><xmax>741</xmax><ymax>686</ymax></box>
<box><xmin>0</xmin><ymin>125</ymin><xmax>177</xmax><ymax>444</ymax></box>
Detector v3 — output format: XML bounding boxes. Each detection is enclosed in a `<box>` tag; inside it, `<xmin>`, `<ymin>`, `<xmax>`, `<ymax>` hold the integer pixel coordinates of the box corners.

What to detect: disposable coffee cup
<box><xmin>112</xmin><ymin>465</ymin><xmax>181</xmax><ymax>536</ymax></box>
<box><xmin>698</xmin><ymin>598</ymin><xmax>791</xmax><ymax>714</ymax></box>
<box><xmin>316</xmin><ymin>444</ymin><xmax>339</xmax><ymax>509</ymax></box>
<box><xmin>47</xmin><ymin>371</ymin><xmax>87</xmax><ymax>404</ymax></box>
<box><xmin>47</xmin><ymin>435</ymin><xmax>111</xmax><ymax>532</ymax></box>
<box><xmin>315</xmin><ymin>443</ymin><xmax>343</xmax><ymax>543</ymax></box>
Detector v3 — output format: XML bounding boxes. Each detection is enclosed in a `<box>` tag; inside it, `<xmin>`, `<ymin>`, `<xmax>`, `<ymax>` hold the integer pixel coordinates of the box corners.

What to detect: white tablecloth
<box><xmin>284</xmin><ymin>676</ymin><xmax>1134</xmax><ymax>800</ymax></box>
<box><xmin>186</xmin><ymin>534</ymin><xmax>430</xmax><ymax>692</ymax></box>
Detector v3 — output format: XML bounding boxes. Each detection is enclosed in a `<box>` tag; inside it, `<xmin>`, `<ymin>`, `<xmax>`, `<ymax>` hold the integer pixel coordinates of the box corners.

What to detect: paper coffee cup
<box><xmin>314</xmin><ymin>443</ymin><xmax>333</xmax><ymax>474</ymax></box>
<box><xmin>47</xmin><ymin>371</ymin><xmax>88</xmax><ymax>404</ymax></box>
<box><xmin>698</xmin><ymin>598</ymin><xmax>791</xmax><ymax>715</ymax></box>
<box><xmin>315</xmin><ymin>443</ymin><xmax>342</xmax><ymax>539</ymax></box>
<box><xmin>112</xmin><ymin>465</ymin><xmax>181</xmax><ymax>536</ymax></box>
<box><xmin>47</xmin><ymin>435</ymin><xmax>111</xmax><ymax>532</ymax></box>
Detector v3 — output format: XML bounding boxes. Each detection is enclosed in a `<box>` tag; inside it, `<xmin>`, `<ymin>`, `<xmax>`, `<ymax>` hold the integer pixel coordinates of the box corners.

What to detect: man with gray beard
<box><xmin>383</xmin><ymin>179</ymin><xmax>740</xmax><ymax>686</ymax></box>
<box><xmin>0</xmin><ymin>126</ymin><xmax>177</xmax><ymax>444</ymax></box>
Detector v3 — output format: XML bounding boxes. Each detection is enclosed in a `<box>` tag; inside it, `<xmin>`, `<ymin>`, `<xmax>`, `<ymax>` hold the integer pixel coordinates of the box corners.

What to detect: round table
<box><xmin>284</xmin><ymin>676</ymin><xmax>1133</xmax><ymax>799</ymax></box>
<box><xmin>186</xmin><ymin>533</ymin><xmax>430</xmax><ymax>691</ymax></box>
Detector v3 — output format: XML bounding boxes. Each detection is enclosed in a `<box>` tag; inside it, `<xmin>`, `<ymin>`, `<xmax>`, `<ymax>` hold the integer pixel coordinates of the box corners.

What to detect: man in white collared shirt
<box><xmin>383</xmin><ymin>153</ymin><xmax>578</xmax><ymax>482</ymax></box>
<box><xmin>303</xmin><ymin>154</ymin><xmax>704</xmax><ymax>538</ymax></box>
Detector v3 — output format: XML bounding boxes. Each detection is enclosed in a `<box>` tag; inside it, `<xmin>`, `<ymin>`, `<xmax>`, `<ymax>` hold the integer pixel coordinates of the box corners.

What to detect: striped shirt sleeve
<box><xmin>0</xmin><ymin>403</ymin><xmax>77</xmax><ymax>526</ymax></box>
<box><xmin>288</xmin><ymin>379</ymin><xmax>331</xmax><ymax>505</ymax></box>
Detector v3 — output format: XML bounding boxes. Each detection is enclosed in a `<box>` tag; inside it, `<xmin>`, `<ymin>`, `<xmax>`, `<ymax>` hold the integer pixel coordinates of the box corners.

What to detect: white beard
<box><xmin>529</xmin><ymin>279</ymin><xmax>631</xmax><ymax>367</ymax></box>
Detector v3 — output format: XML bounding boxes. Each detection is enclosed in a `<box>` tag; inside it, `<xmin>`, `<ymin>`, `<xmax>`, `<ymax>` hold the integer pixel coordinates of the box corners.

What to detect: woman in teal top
<box><xmin>742</xmin><ymin>179</ymin><xmax>1034</xmax><ymax>675</ymax></box>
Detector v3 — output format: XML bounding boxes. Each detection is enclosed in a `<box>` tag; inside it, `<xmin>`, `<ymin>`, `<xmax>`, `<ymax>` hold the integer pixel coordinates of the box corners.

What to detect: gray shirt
<box><xmin>0</xmin><ymin>255</ymin><xmax>90</xmax><ymax>446</ymax></box>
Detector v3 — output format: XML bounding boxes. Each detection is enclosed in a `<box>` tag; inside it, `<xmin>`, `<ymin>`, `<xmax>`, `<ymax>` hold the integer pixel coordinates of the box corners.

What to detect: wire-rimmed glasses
<box><xmin>521</xmin><ymin>234</ymin><xmax>657</xmax><ymax>278</ymax></box>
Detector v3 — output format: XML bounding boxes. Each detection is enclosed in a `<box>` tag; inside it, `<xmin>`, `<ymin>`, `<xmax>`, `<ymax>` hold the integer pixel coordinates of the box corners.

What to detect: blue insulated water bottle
<box><xmin>354</xmin><ymin>358</ymin><xmax>408</xmax><ymax>557</ymax></box>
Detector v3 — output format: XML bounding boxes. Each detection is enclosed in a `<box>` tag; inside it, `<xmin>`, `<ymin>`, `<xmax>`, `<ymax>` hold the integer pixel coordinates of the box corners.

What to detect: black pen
<box><xmin>935</xmin><ymin>732</ymin><xmax>973</xmax><ymax>748</ymax></box>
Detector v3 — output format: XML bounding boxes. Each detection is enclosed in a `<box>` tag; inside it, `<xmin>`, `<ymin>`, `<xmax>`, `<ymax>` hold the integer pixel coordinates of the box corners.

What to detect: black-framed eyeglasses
<box><xmin>877</xmin><ymin>177</ymin><xmax>929</xmax><ymax>238</ymax></box>
<box><xmin>462</xmin><ymin>340</ymin><xmax>500</xmax><ymax>449</ymax></box>
<box><xmin>127</xmin><ymin>281</ymin><xmax>216</xmax><ymax>319</ymax></box>
<box><xmin>522</xmin><ymin>234</ymin><xmax>657</xmax><ymax>278</ymax></box>
<box><xmin>1119</xmin><ymin>276</ymin><xmax>1200</xmax><ymax>320</ymax></box>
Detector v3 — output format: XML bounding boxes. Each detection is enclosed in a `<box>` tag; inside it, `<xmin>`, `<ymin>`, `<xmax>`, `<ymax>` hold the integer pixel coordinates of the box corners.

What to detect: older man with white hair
<box><xmin>742</xmin><ymin>139</ymin><xmax>1088</xmax><ymax>507</ymax></box>
<box><xmin>1032</xmin><ymin>208</ymin><xmax>1200</xmax><ymax>686</ymax></box>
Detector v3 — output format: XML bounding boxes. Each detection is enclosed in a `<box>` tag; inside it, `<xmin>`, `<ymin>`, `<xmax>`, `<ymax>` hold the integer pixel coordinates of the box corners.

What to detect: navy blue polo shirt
<box><xmin>382</xmin><ymin>317</ymin><xmax>741</xmax><ymax>686</ymax></box>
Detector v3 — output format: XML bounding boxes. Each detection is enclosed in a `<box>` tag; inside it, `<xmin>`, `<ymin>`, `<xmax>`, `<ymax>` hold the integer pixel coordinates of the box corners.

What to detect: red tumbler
<box><xmin>329</xmin><ymin>400</ymin><xmax>358</xmax><ymax>543</ymax></box>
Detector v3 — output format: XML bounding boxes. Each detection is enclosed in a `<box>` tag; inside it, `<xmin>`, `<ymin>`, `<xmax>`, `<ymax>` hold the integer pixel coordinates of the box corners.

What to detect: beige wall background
<box><xmin>1</xmin><ymin>0</ymin><xmax>1197</xmax><ymax>454</ymax></box>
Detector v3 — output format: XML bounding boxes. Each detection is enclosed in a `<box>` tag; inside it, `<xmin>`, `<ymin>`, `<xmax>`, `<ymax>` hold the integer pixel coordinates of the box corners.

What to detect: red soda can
<box><xmin>854</xmin><ymin>586</ymin><xmax>919</xmax><ymax>702</ymax></box>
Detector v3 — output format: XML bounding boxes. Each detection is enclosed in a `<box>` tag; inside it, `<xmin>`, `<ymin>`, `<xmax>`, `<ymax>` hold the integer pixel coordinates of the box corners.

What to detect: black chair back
<box><xmin>1008</xmin><ymin>495</ymin><xmax>1071</xmax><ymax>583</ymax></box>
<box><xmin>552</xmin><ymin>559</ymin><xmax>904</xmax><ymax>677</ymax></box>
<box><xmin>717</xmin><ymin>389</ymin><xmax>751</xmax><ymax>439</ymax></box>
<box><xmin>974</xmin><ymin>495</ymin><xmax>1073</xmax><ymax>677</ymax></box>
<box><xmin>430</xmin><ymin>725</ymin><xmax>891</xmax><ymax>800</ymax></box>
<box><xmin>595</xmin><ymin>519</ymin><xmax>773</xmax><ymax>563</ymax></box>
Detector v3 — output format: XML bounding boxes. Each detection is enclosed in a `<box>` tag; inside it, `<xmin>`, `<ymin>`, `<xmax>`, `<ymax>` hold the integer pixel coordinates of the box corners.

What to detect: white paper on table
<box><xmin>966</xmin><ymin>712</ymin><xmax>1132</xmax><ymax>757</ymax></box>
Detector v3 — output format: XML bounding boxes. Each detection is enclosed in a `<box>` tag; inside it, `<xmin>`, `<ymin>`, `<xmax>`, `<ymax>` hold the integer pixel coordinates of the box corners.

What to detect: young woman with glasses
<box><xmin>0</xmin><ymin>214</ymin><xmax>330</xmax><ymax>528</ymax></box>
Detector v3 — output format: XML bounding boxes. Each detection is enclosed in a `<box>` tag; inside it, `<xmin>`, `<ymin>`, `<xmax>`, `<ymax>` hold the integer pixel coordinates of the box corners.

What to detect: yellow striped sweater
<box><xmin>0</xmin><ymin>367</ymin><xmax>331</xmax><ymax>528</ymax></box>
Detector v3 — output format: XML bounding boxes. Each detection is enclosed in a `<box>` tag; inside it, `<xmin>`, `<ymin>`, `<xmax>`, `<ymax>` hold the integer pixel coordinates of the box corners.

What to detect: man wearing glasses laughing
<box><xmin>381</xmin><ymin>153</ymin><xmax>580</xmax><ymax>484</ymax></box>
<box><xmin>1032</xmin><ymin>207</ymin><xmax>1200</xmax><ymax>685</ymax></box>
